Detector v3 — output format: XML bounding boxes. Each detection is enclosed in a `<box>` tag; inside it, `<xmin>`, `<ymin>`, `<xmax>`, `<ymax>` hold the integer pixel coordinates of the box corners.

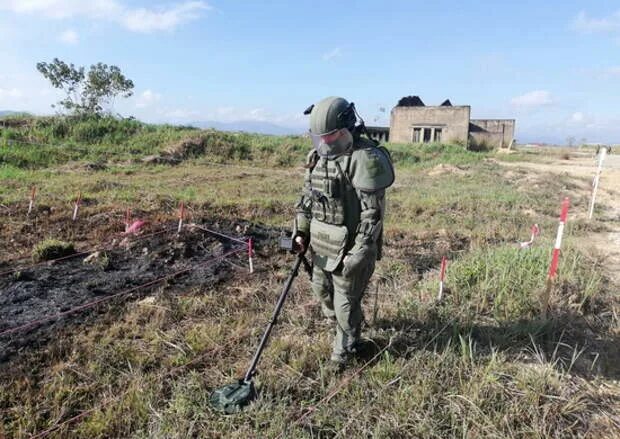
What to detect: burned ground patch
<box><xmin>0</xmin><ymin>216</ymin><xmax>281</xmax><ymax>365</ymax></box>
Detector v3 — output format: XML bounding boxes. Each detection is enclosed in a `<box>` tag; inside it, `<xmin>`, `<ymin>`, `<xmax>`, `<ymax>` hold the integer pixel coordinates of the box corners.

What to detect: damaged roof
<box><xmin>396</xmin><ymin>95</ymin><xmax>425</xmax><ymax>107</ymax></box>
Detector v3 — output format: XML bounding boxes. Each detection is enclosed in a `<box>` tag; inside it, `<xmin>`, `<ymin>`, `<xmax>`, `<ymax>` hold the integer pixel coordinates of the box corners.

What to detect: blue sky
<box><xmin>1</xmin><ymin>0</ymin><xmax>619</xmax><ymax>143</ymax></box>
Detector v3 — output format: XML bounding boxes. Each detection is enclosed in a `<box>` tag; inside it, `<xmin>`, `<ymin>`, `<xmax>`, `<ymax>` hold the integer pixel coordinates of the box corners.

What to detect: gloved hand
<box><xmin>342</xmin><ymin>243</ymin><xmax>377</xmax><ymax>277</ymax></box>
<box><xmin>293</xmin><ymin>235</ymin><xmax>306</xmax><ymax>254</ymax></box>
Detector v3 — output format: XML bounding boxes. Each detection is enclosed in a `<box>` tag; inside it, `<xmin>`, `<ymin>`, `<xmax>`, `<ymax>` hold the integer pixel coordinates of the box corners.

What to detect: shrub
<box><xmin>32</xmin><ymin>239</ymin><xmax>75</xmax><ymax>262</ymax></box>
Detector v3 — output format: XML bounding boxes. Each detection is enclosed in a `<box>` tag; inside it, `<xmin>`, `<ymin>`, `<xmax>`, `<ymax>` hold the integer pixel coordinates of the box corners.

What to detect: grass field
<box><xmin>0</xmin><ymin>116</ymin><xmax>618</xmax><ymax>438</ymax></box>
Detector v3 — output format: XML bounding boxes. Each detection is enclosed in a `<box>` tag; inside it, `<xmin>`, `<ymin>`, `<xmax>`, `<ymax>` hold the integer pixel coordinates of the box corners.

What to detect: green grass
<box><xmin>387</xmin><ymin>142</ymin><xmax>490</xmax><ymax>168</ymax></box>
<box><xmin>31</xmin><ymin>238</ymin><xmax>75</xmax><ymax>261</ymax></box>
<box><xmin>0</xmin><ymin>116</ymin><xmax>617</xmax><ymax>438</ymax></box>
<box><xmin>0</xmin><ymin>115</ymin><xmax>310</xmax><ymax>169</ymax></box>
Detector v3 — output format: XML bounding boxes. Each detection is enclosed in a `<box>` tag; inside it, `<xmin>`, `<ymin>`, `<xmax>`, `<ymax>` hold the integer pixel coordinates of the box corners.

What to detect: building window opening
<box><xmin>434</xmin><ymin>128</ymin><xmax>442</xmax><ymax>142</ymax></box>
<box><xmin>423</xmin><ymin>128</ymin><xmax>431</xmax><ymax>143</ymax></box>
<box><xmin>413</xmin><ymin>128</ymin><xmax>421</xmax><ymax>143</ymax></box>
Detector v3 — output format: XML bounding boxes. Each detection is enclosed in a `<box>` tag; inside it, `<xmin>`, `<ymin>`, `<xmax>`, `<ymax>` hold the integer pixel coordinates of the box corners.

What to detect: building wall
<box><xmin>389</xmin><ymin>106</ymin><xmax>471</xmax><ymax>144</ymax></box>
<box><xmin>469</xmin><ymin>119</ymin><xmax>515</xmax><ymax>148</ymax></box>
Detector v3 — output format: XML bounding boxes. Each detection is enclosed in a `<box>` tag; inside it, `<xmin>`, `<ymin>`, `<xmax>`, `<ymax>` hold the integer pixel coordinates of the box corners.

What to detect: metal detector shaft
<box><xmin>243</xmin><ymin>254</ymin><xmax>308</xmax><ymax>383</ymax></box>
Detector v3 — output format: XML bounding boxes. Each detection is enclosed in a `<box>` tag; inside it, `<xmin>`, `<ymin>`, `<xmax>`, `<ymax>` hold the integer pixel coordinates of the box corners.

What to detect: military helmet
<box><xmin>308</xmin><ymin>96</ymin><xmax>357</xmax><ymax>135</ymax></box>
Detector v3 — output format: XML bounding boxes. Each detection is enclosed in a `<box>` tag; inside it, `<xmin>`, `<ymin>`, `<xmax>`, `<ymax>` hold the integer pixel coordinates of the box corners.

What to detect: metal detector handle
<box><xmin>301</xmin><ymin>254</ymin><xmax>312</xmax><ymax>277</ymax></box>
<box><xmin>243</xmin><ymin>253</ymin><xmax>307</xmax><ymax>383</ymax></box>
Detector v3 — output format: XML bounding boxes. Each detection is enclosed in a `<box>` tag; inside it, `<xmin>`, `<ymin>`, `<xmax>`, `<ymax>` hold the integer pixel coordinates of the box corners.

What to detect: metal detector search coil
<box><xmin>209</xmin><ymin>252</ymin><xmax>310</xmax><ymax>414</ymax></box>
<box><xmin>209</xmin><ymin>379</ymin><xmax>256</xmax><ymax>414</ymax></box>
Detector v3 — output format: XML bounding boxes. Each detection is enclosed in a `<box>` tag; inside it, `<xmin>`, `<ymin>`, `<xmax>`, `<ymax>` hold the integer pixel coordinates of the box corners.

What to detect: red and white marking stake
<box><xmin>437</xmin><ymin>256</ymin><xmax>447</xmax><ymax>301</ymax></box>
<box><xmin>541</xmin><ymin>197</ymin><xmax>570</xmax><ymax>317</ymax></box>
<box><xmin>177</xmin><ymin>201</ymin><xmax>185</xmax><ymax>233</ymax></box>
<box><xmin>248</xmin><ymin>237</ymin><xmax>254</xmax><ymax>274</ymax></box>
<box><xmin>27</xmin><ymin>186</ymin><xmax>37</xmax><ymax>217</ymax></box>
<box><xmin>72</xmin><ymin>191</ymin><xmax>82</xmax><ymax>221</ymax></box>
<box><xmin>588</xmin><ymin>146</ymin><xmax>609</xmax><ymax>220</ymax></box>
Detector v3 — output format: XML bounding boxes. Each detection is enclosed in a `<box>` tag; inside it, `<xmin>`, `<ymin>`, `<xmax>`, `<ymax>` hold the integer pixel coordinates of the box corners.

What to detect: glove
<box><xmin>342</xmin><ymin>243</ymin><xmax>377</xmax><ymax>278</ymax></box>
<box><xmin>293</xmin><ymin>235</ymin><xmax>306</xmax><ymax>254</ymax></box>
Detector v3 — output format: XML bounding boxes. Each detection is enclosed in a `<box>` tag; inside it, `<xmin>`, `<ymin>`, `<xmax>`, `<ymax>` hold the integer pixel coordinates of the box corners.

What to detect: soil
<box><xmin>0</xmin><ymin>214</ymin><xmax>280</xmax><ymax>365</ymax></box>
<box><xmin>427</xmin><ymin>163</ymin><xmax>469</xmax><ymax>176</ymax></box>
<box><xmin>501</xmin><ymin>151</ymin><xmax>620</xmax><ymax>285</ymax></box>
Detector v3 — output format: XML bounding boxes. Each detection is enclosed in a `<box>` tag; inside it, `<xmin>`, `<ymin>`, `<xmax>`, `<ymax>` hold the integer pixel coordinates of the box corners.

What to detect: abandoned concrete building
<box><xmin>367</xmin><ymin>95</ymin><xmax>515</xmax><ymax>148</ymax></box>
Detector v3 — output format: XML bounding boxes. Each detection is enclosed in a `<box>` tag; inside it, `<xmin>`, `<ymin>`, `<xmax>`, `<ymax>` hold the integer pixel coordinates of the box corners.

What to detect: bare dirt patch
<box><xmin>427</xmin><ymin>163</ymin><xmax>469</xmax><ymax>176</ymax></box>
<box><xmin>501</xmin><ymin>152</ymin><xmax>620</xmax><ymax>285</ymax></box>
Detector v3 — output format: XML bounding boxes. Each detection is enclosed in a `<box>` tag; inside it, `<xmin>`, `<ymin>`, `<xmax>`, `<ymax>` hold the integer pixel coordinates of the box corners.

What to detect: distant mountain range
<box><xmin>0</xmin><ymin>110</ymin><xmax>22</xmax><ymax>117</ymax></box>
<box><xmin>0</xmin><ymin>110</ymin><xmax>303</xmax><ymax>136</ymax></box>
<box><xmin>188</xmin><ymin>120</ymin><xmax>303</xmax><ymax>136</ymax></box>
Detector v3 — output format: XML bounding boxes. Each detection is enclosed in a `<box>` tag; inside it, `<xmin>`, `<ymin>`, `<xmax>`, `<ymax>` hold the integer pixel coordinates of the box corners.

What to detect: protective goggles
<box><xmin>309</xmin><ymin>128</ymin><xmax>353</xmax><ymax>158</ymax></box>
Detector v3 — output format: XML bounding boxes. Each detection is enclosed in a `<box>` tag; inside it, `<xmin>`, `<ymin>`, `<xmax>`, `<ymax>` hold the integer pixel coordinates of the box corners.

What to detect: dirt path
<box><xmin>501</xmin><ymin>151</ymin><xmax>620</xmax><ymax>285</ymax></box>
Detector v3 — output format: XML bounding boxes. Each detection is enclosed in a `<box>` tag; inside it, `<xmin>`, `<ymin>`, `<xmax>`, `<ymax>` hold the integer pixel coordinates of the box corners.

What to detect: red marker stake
<box><xmin>27</xmin><ymin>186</ymin><xmax>36</xmax><ymax>217</ymax></box>
<box><xmin>72</xmin><ymin>191</ymin><xmax>82</xmax><ymax>221</ymax></box>
<box><xmin>541</xmin><ymin>197</ymin><xmax>570</xmax><ymax>317</ymax></box>
<box><xmin>248</xmin><ymin>237</ymin><xmax>254</xmax><ymax>274</ymax></box>
<box><xmin>437</xmin><ymin>256</ymin><xmax>447</xmax><ymax>301</ymax></box>
<box><xmin>177</xmin><ymin>201</ymin><xmax>185</xmax><ymax>233</ymax></box>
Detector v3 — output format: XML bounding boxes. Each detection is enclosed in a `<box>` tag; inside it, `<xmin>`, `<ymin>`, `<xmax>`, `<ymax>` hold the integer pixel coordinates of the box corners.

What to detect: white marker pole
<box><xmin>519</xmin><ymin>223</ymin><xmax>540</xmax><ymax>249</ymax></box>
<box><xmin>72</xmin><ymin>191</ymin><xmax>81</xmax><ymax>221</ymax></box>
<box><xmin>588</xmin><ymin>146</ymin><xmax>608</xmax><ymax>220</ymax></box>
<box><xmin>27</xmin><ymin>186</ymin><xmax>36</xmax><ymax>217</ymax></box>
<box><xmin>178</xmin><ymin>201</ymin><xmax>185</xmax><ymax>233</ymax></box>
<box><xmin>437</xmin><ymin>256</ymin><xmax>447</xmax><ymax>301</ymax></box>
<box><xmin>125</xmin><ymin>208</ymin><xmax>131</xmax><ymax>233</ymax></box>
<box><xmin>248</xmin><ymin>238</ymin><xmax>254</xmax><ymax>274</ymax></box>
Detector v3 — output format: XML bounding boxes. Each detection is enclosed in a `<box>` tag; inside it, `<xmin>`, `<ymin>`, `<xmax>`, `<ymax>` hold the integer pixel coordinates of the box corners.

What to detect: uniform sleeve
<box><xmin>293</xmin><ymin>153</ymin><xmax>316</xmax><ymax>237</ymax></box>
<box><xmin>353</xmin><ymin>188</ymin><xmax>385</xmax><ymax>248</ymax></box>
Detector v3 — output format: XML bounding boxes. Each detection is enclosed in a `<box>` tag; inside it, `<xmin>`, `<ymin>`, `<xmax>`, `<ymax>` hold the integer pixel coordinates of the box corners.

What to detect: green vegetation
<box><xmin>32</xmin><ymin>239</ymin><xmax>75</xmax><ymax>262</ymax></box>
<box><xmin>36</xmin><ymin>58</ymin><xmax>134</xmax><ymax>116</ymax></box>
<box><xmin>0</xmin><ymin>115</ymin><xmax>310</xmax><ymax>170</ymax></box>
<box><xmin>0</xmin><ymin>116</ymin><xmax>617</xmax><ymax>438</ymax></box>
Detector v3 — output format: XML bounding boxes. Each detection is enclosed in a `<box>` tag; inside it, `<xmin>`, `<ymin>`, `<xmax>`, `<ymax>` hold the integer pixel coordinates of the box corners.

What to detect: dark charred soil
<box><xmin>0</xmin><ymin>212</ymin><xmax>280</xmax><ymax>365</ymax></box>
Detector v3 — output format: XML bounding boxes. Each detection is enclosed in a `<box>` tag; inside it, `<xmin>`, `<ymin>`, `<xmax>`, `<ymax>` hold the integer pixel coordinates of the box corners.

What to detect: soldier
<box><xmin>293</xmin><ymin>96</ymin><xmax>394</xmax><ymax>368</ymax></box>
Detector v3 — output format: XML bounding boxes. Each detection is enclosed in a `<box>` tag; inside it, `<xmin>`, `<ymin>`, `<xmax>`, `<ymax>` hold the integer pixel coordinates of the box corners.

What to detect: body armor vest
<box><xmin>310</xmin><ymin>155</ymin><xmax>350</xmax><ymax>225</ymax></box>
<box><xmin>301</xmin><ymin>137</ymin><xmax>393</xmax><ymax>272</ymax></box>
<box><xmin>307</xmin><ymin>154</ymin><xmax>362</xmax><ymax>271</ymax></box>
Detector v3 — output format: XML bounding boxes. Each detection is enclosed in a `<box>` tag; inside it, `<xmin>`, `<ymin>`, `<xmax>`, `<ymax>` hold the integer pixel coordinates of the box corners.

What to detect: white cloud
<box><xmin>322</xmin><ymin>47</ymin><xmax>342</xmax><ymax>61</ymax></box>
<box><xmin>603</xmin><ymin>66</ymin><xmax>620</xmax><ymax>77</ymax></box>
<box><xmin>571</xmin><ymin>112</ymin><xmax>584</xmax><ymax>123</ymax></box>
<box><xmin>0</xmin><ymin>0</ymin><xmax>210</xmax><ymax>33</ymax></box>
<box><xmin>573</xmin><ymin>10</ymin><xmax>620</xmax><ymax>34</ymax></box>
<box><xmin>0</xmin><ymin>0</ymin><xmax>123</xmax><ymax>19</ymax></box>
<box><xmin>511</xmin><ymin>90</ymin><xmax>554</xmax><ymax>108</ymax></box>
<box><xmin>59</xmin><ymin>29</ymin><xmax>78</xmax><ymax>44</ymax></box>
<box><xmin>0</xmin><ymin>87</ymin><xmax>23</xmax><ymax>99</ymax></box>
<box><xmin>215</xmin><ymin>106</ymin><xmax>235</xmax><ymax>116</ymax></box>
<box><xmin>121</xmin><ymin>1</ymin><xmax>209</xmax><ymax>33</ymax></box>
<box><xmin>249</xmin><ymin>108</ymin><xmax>268</xmax><ymax>120</ymax></box>
<box><xmin>135</xmin><ymin>89</ymin><xmax>161</xmax><ymax>108</ymax></box>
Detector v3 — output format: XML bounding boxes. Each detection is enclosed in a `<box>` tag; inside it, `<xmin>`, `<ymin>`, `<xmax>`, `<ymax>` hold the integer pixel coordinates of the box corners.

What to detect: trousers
<box><xmin>311</xmin><ymin>255</ymin><xmax>376</xmax><ymax>360</ymax></box>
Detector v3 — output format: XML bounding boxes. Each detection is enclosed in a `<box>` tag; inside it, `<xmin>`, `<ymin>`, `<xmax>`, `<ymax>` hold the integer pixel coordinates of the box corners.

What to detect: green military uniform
<box><xmin>295</xmin><ymin>96</ymin><xmax>394</xmax><ymax>364</ymax></box>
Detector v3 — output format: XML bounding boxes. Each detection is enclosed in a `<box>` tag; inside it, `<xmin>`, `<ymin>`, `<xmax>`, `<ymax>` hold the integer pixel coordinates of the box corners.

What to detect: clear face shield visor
<box><xmin>309</xmin><ymin>128</ymin><xmax>353</xmax><ymax>158</ymax></box>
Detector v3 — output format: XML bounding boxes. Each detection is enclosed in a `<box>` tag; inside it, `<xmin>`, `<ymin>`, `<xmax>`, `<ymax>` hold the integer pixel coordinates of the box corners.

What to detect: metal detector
<box><xmin>210</xmin><ymin>238</ymin><xmax>311</xmax><ymax>414</ymax></box>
